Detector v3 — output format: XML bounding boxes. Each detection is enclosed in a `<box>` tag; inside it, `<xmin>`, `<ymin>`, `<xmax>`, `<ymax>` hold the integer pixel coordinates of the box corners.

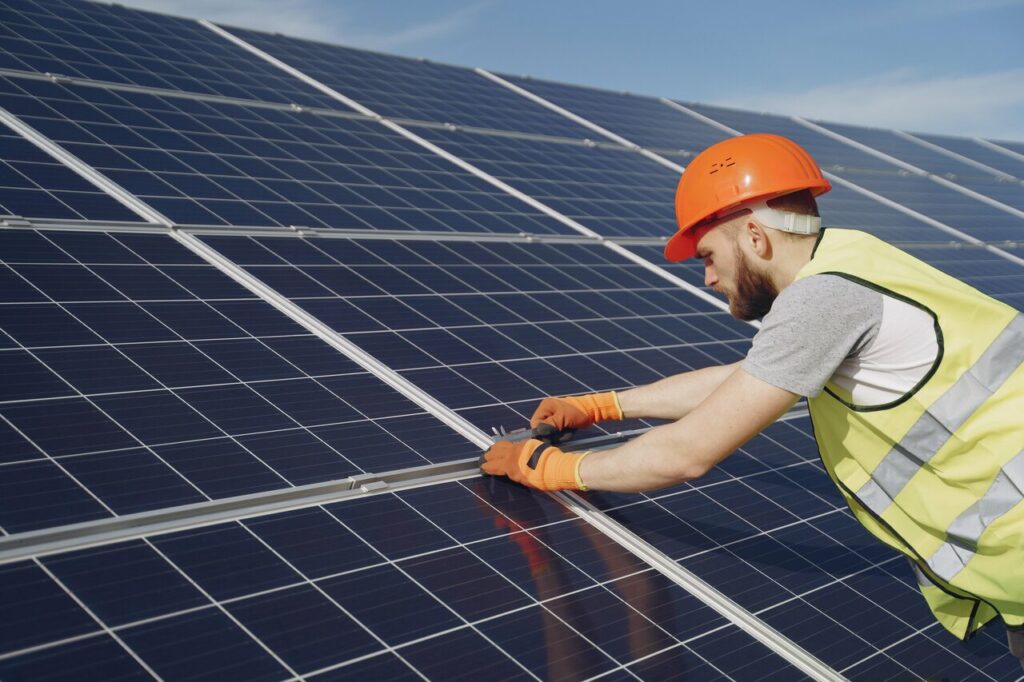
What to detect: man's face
<box><xmin>695</xmin><ymin>222</ymin><xmax>779</xmax><ymax>321</ymax></box>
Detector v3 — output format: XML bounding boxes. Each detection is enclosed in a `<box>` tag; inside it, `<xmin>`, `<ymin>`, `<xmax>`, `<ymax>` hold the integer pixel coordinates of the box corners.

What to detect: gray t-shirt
<box><xmin>743</xmin><ymin>275</ymin><xmax>882</xmax><ymax>397</ymax></box>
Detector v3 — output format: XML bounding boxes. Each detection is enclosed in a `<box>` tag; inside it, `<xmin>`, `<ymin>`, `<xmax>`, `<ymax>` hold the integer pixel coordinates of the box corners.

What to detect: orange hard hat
<box><xmin>665</xmin><ymin>133</ymin><xmax>831</xmax><ymax>261</ymax></box>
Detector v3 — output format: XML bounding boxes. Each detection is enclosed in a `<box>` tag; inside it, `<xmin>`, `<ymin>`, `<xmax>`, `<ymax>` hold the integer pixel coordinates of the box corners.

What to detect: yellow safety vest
<box><xmin>797</xmin><ymin>228</ymin><xmax>1024</xmax><ymax>640</ymax></box>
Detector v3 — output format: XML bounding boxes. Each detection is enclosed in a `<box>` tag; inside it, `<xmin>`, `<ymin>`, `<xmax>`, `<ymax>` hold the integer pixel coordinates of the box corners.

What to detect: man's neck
<box><xmin>769</xmin><ymin>234</ymin><xmax>817</xmax><ymax>291</ymax></box>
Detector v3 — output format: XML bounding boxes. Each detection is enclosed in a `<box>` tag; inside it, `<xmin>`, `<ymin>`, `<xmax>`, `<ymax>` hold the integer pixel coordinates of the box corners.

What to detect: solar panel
<box><xmin>0</xmin><ymin>75</ymin><xmax>573</xmax><ymax>235</ymax></box>
<box><xmin>0</xmin><ymin>227</ymin><xmax>478</xmax><ymax>533</ymax></box>
<box><xmin>991</xmin><ymin>139</ymin><xmax>1024</xmax><ymax>158</ymax></box>
<box><xmin>406</xmin><ymin>125</ymin><xmax>685</xmax><ymax>238</ymax></box>
<box><xmin>221</xmin><ymin>27</ymin><xmax>596</xmax><ymax>138</ymax></box>
<box><xmin>914</xmin><ymin>133</ymin><xmax>1024</xmax><ymax>180</ymax></box>
<box><xmin>0</xmin><ymin>126</ymin><xmax>137</xmax><ymax>222</ymax></box>
<box><xmin>0</xmin><ymin>0</ymin><xmax>337</xmax><ymax>107</ymax></box>
<box><xmin>499</xmin><ymin>74</ymin><xmax>731</xmax><ymax>154</ymax></box>
<box><xmin>2</xmin><ymin>0</ymin><xmax>1024</xmax><ymax>677</ymax></box>
<box><xmin>198</xmin><ymin>233</ymin><xmax>751</xmax><ymax>436</ymax></box>
<box><xmin>811</xmin><ymin>121</ymin><xmax>1024</xmax><ymax>213</ymax></box>
<box><xmin>0</xmin><ymin>479</ymin><xmax>813</xmax><ymax>680</ymax></box>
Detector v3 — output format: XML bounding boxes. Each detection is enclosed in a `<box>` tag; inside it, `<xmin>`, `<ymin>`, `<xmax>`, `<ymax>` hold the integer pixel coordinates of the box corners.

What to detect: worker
<box><xmin>481</xmin><ymin>133</ymin><xmax>1024</xmax><ymax>668</ymax></box>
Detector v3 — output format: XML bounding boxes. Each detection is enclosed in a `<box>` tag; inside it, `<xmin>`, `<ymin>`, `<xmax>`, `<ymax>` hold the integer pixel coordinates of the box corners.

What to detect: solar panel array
<box><xmin>1</xmin><ymin>1</ymin><xmax>1023</xmax><ymax>680</ymax></box>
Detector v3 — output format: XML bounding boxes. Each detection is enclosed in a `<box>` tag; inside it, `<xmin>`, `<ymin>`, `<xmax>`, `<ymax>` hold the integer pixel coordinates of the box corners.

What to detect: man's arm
<box><xmin>527</xmin><ymin>361</ymin><xmax>742</xmax><ymax>435</ymax></box>
<box><xmin>579</xmin><ymin>368</ymin><xmax>798</xmax><ymax>492</ymax></box>
<box><xmin>617</xmin><ymin>360</ymin><xmax>742</xmax><ymax>421</ymax></box>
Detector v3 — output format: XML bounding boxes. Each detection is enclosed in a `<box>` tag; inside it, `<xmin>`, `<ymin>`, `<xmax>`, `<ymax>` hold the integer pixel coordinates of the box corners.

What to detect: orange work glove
<box><xmin>530</xmin><ymin>392</ymin><xmax>623</xmax><ymax>437</ymax></box>
<box><xmin>480</xmin><ymin>438</ymin><xmax>593</xmax><ymax>492</ymax></box>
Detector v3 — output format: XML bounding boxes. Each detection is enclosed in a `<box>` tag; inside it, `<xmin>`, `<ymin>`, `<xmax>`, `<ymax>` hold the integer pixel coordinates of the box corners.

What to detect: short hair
<box><xmin>766</xmin><ymin>189</ymin><xmax>819</xmax><ymax>217</ymax></box>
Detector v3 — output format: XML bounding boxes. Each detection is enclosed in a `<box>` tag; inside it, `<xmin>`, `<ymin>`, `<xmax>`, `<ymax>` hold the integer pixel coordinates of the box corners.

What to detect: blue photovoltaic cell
<box><xmin>224</xmin><ymin>26</ymin><xmax>594</xmax><ymax>139</ymax></box>
<box><xmin>916</xmin><ymin>133</ymin><xmax>1024</xmax><ymax>180</ymax></box>
<box><xmin>0</xmin><ymin>0</ymin><xmax>337</xmax><ymax>108</ymax></box>
<box><xmin>0</xmin><ymin>228</ymin><xmax>476</xmax><ymax>534</ymax></box>
<box><xmin>0</xmin><ymin>75</ymin><xmax>573</xmax><ymax>234</ymax></box>
<box><xmin>0</xmin><ymin>127</ymin><xmax>138</xmax><ymax>222</ymax></box>
<box><xmin>411</xmin><ymin>124</ymin><xmax>683</xmax><ymax>238</ymax></box>
<box><xmin>502</xmin><ymin>73</ymin><xmax>732</xmax><ymax>153</ymax></box>
<box><xmin>583</xmin><ymin>417</ymin><xmax>1024</xmax><ymax>680</ymax></box>
<box><xmin>813</xmin><ymin>121</ymin><xmax>1024</xmax><ymax>214</ymax></box>
<box><xmin>201</xmin><ymin>234</ymin><xmax>754</xmax><ymax>435</ymax></box>
<box><xmin>0</xmin><ymin>479</ymin><xmax>809</xmax><ymax>680</ymax></box>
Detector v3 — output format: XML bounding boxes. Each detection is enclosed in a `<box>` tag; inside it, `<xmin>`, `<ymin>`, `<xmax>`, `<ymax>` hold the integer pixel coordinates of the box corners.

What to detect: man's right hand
<box><xmin>530</xmin><ymin>392</ymin><xmax>623</xmax><ymax>435</ymax></box>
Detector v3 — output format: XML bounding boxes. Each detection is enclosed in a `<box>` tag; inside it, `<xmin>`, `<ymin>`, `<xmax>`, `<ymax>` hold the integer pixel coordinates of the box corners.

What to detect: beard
<box><xmin>727</xmin><ymin>246</ymin><xmax>779</xmax><ymax>321</ymax></box>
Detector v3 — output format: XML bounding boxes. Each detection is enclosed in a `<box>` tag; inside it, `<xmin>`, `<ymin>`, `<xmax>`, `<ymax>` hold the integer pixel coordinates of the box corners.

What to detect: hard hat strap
<box><xmin>747</xmin><ymin>199</ymin><xmax>821</xmax><ymax>235</ymax></box>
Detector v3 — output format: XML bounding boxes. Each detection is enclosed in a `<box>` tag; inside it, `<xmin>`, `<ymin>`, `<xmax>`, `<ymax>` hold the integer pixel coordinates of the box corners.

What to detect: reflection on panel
<box><xmin>0</xmin><ymin>479</ymin><xmax>808</xmax><ymax>680</ymax></box>
<box><xmin>585</xmin><ymin>418</ymin><xmax>1024</xmax><ymax>680</ymax></box>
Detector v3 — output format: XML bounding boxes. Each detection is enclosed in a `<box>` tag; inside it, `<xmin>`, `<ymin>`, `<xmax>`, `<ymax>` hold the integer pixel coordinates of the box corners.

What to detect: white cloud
<box><xmin>713</xmin><ymin>68</ymin><xmax>1024</xmax><ymax>140</ymax></box>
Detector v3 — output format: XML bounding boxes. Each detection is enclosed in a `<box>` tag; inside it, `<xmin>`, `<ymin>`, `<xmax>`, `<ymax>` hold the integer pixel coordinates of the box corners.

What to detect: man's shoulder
<box><xmin>769</xmin><ymin>273</ymin><xmax>882</xmax><ymax>319</ymax></box>
<box><xmin>745</xmin><ymin>275</ymin><xmax>885</xmax><ymax>397</ymax></box>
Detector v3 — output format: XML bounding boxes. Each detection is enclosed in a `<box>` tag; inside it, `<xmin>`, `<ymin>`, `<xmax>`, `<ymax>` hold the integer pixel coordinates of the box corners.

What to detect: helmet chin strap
<box><xmin>746</xmin><ymin>199</ymin><xmax>821</xmax><ymax>235</ymax></box>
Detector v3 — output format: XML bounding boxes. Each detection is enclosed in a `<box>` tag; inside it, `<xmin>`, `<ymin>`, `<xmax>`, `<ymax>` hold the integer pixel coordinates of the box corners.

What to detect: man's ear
<box><xmin>744</xmin><ymin>220</ymin><xmax>772</xmax><ymax>259</ymax></box>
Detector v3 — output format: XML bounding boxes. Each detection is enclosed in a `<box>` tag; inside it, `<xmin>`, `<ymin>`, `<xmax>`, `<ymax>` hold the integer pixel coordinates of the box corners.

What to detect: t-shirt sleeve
<box><xmin>742</xmin><ymin>274</ymin><xmax>882</xmax><ymax>397</ymax></box>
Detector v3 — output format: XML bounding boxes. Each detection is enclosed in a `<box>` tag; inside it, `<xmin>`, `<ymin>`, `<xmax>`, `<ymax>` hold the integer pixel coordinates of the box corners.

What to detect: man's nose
<box><xmin>704</xmin><ymin>266</ymin><xmax>717</xmax><ymax>288</ymax></box>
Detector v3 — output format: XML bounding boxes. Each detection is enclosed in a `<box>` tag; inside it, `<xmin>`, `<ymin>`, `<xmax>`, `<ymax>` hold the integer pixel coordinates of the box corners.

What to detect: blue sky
<box><xmin>125</xmin><ymin>0</ymin><xmax>1024</xmax><ymax>141</ymax></box>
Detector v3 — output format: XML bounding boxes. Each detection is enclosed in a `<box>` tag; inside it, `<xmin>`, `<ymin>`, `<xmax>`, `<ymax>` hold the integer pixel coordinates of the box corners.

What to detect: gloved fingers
<box><xmin>529</xmin><ymin>397</ymin><xmax>562</xmax><ymax>429</ymax></box>
<box><xmin>480</xmin><ymin>440</ymin><xmax>517</xmax><ymax>476</ymax></box>
<box><xmin>530</xmin><ymin>396</ymin><xmax>588</xmax><ymax>430</ymax></box>
<box><xmin>532</xmin><ymin>422</ymin><xmax>575</xmax><ymax>445</ymax></box>
<box><xmin>481</xmin><ymin>458</ymin><xmax>505</xmax><ymax>476</ymax></box>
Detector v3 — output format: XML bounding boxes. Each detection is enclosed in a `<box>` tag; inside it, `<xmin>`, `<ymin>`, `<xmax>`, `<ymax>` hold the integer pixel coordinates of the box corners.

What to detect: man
<box><xmin>481</xmin><ymin>134</ymin><xmax>1024</xmax><ymax>666</ymax></box>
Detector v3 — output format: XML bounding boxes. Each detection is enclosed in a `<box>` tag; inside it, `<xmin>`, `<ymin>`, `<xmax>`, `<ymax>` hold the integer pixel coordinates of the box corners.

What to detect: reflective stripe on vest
<box><xmin>854</xmin><ymin>313</ymin><xmax>1024</xmax><ymax>518</ymax></box>
<box><xmin>927</xmin><ymin>448</ymin><xmax>1024</xmax><ymax>582</ymax></box>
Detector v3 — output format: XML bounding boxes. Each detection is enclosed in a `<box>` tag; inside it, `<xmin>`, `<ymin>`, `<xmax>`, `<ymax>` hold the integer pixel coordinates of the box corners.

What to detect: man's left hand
<box><xmin>480</xmin><ymin>438</ymin><xmax>584</xmax><ymax>491</ymax></box>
